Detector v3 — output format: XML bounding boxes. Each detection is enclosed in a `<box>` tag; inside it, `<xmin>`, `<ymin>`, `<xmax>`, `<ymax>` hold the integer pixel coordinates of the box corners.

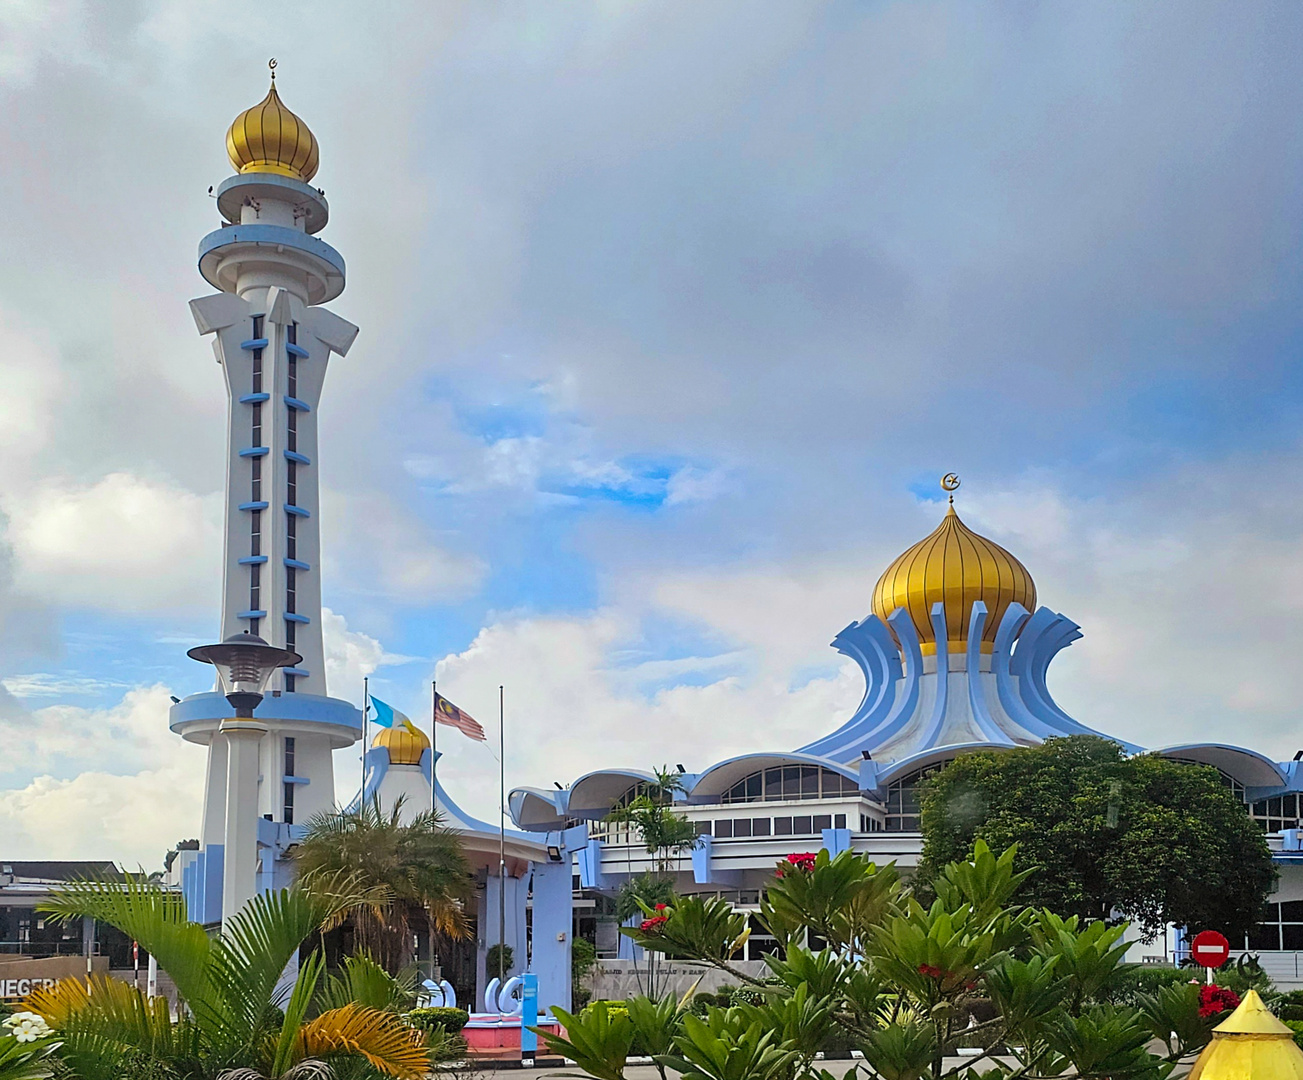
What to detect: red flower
<box><xmin>1198</xmin><ymin>984</ymin><xmax>1241</xmax><ymax>1018</ymax></box>
<box><xmin>918</xmin><ymin>964</ymin><xmax>945</xmax><ymax>979</ymax></box>
<box><xmin>639</xmin><ymin>915</ymin><xmax>669</xmax><ymax>933</ymax></box>
<box><xmin>654</xmin><ymin>903</ymin><xmax>668</xmax><ymax>912</ymax></box>
<box><xmin>784</xmin><ymin>852</ymin><xmax>818</xmax><ymax>873</ymax></box>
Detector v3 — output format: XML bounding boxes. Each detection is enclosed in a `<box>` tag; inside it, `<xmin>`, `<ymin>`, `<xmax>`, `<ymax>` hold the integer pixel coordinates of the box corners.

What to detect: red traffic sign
<box><xmin>1191</xmin><ymin>930</ymin><xmax>1230</xmax><ymax>968</ymax></box>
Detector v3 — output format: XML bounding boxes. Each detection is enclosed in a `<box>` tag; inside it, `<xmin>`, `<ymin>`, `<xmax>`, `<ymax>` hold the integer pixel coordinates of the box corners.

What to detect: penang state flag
<box><xmin>370</xmin><ymin>697</ymin><xmax>407</xmax><ymax>729</ymax></box>
<box><xmin>435</xmin><ymin>692</ymin><xmax>487</xmax><ymax>742</ymax></box>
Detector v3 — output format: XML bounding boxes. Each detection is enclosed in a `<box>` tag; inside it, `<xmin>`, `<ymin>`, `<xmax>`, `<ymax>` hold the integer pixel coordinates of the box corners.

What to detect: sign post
<box><xmin>1191</xmin><ymin>929</ymin><xmax>1230</xmax><ymax>984</ymax></box>
<box><xmin>520</xmin><ymin>971</ymin><xmax>539</xmax><ymax>1066</ymax></box>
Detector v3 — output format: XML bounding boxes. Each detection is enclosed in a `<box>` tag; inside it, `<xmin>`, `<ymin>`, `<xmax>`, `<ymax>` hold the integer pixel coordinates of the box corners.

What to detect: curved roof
<box><xmin>1153</xmin><ymin>744</ymin><xmax>1287</xmax><ymax>789</ymax></box>
<box><xmin>875</xmin><ymin>741</ymin><xmax>1012</xmax><ymax>788</ymax></box>
<box><xmin>687</xmin><ymin>752</ymin><xmax>859</xmax><ymax>801</ymax></box>
<box><xmin>508</xmin><ymin>787</ymin><xmax>569</xmax><ymax>832</ymax></box>
<box><xmin>566</xmin><ymin>769</ymin><xmax>659</xmax><ymax>819</ymax></box>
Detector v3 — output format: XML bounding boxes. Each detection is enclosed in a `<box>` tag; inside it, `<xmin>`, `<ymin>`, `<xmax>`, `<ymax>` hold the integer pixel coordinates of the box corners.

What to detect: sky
<box><xmin>1</xmin><ymin>1</ymin><xmax>1303</xmax><ymax>868</ymax></box>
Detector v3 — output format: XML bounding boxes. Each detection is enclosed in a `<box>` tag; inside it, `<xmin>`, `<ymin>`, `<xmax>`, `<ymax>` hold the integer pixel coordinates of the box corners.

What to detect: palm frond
<box><xmin>316</xmin><ymin>953</ymin><xmax>416</xmax><ymax>1014</ymax></box>
<box><xmin>271</xmin><ymin>948</ymin><xmax>326</xmax><ymax>1079</ymax></box>
<box><xmin>203</xmin><ymin>880</ymin><xmax>364</xmax><ymax>1052</ymax></box>
<box><xmin>25</xmin><ymin>973</ymin><xmax>201</xmax><ymax>1078</ymax></box>
<box><xmin>296</xmin><ymin>1004</ymin><xmax>429</xmax><ymax>1080</ymax></box>
<box><xmin>36</xmin><ymin>874</ymin><xmax>211</xmax><ymax>1007</ymax></box>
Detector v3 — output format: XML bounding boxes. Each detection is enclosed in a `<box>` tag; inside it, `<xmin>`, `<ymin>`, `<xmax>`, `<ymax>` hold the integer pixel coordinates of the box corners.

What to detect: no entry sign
<box><xmin>1191</xmin><ymin>930</ymin><xmax>1230</xmax><ymax>969</ymax></box>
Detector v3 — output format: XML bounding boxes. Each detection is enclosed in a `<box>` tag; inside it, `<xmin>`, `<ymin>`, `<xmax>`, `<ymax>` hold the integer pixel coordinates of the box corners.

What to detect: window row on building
<box><xmin>710</xmin><ymin>812</ymin><xmax>848</xmax><ymax>838</ymax></box>
<box><xmin>721</xmin><ymin>766</ymin><xmax>861</xmax><ymax>804</ymax></box>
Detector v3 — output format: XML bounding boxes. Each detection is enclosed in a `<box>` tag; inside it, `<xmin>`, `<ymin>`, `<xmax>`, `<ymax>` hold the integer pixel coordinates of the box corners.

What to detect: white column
<box><xmin>222</xmin><ymin>721</ymin><xmax>266</xmax><ymax>926</ymax></box>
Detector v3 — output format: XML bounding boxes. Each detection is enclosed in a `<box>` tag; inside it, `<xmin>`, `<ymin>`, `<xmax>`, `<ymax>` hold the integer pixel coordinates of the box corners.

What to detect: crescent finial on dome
<box><xmin>226</xmin><ymin>69</ymin><xmax>319</xmax><ymax>183</ymax></box>
<box><xmin>871</xmin><ymin>500</ymin><xmax>1035</xmax><ymax>657</ymax></box>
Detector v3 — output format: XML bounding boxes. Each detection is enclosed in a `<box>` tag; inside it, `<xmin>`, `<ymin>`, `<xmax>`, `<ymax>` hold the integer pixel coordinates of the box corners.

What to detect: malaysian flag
<box><xmin>434</xmin><ymin>691</ymin><xmax>486</xmax><ymax>742</ymax></box>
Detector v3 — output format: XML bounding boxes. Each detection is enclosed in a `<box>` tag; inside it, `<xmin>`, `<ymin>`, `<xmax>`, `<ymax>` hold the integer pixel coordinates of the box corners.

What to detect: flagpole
<box><xmin>498</xmin><ymin>684</ymin><xmax>506</xmax><ymax>988</ymax></box>
<box><xmin>361</xmin><ymin>675</ymin><xmax>369</xmax><ymax>810</ymax></box>
<box><xmin>437</xmin><ymin>677</ymin><xmax>443</xmax><ymax>812</ymax></box>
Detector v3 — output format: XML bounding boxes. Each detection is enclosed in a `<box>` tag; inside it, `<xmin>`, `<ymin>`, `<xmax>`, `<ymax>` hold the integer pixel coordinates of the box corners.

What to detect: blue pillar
<box><xmin>529</xmin><ymin>861</ymin><xmax>573</xmax><ymax>1015</ymax></box>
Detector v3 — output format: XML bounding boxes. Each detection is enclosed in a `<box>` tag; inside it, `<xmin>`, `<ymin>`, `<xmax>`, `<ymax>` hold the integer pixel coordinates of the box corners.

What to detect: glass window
<box><xmin>1284</xmin><ymin>924</ymin><xmax>1303</xmax><ymax>951</ymax></box>
<box><xmin>885</xmin><ymin>765</ymin><xmax>943</xmax><ymax>832</ymax></box>
<box><xmin>793</xmin><ymin>815</ymin><xmax>812</xmax><ymax>835</ymax></box>
<box><xmin>801</xmin><ymin>767</ymin><xmax>819</xmax><ymax>798</ymax></box>
<box><xmin>813</xmin><ymin>814</ymin><xmax>832</xmax><ymax>831</ymax></box>
<box><xmin>783</xmin><ymin>767</ymin><xmax>801</xmax><ymax>799</ymax></box>
<box><xmin>734</xmin><ymin>819</ymin><xmax>752</xmax><ymax>838</ymax></box>
<box><xmin>1248</xmin><ymin>923</ymin><xmax>1281</xmax><ymax>951</ymax></box>
<box><xmin>1282</xmin><ymin>900</ymin><xmax>1303</xmax><ymax>922</ymax></box>
<box><xmin>694</xmin><ymin>820</ymin><xmax>712</xmax><ymax>835</ymax></box>
<box><xmin>764</xmin><ymin>770</ymin><xmax>783</xmax><ymax>801</ymax></box>
<box><xmin>752</xmin><ymin>817</ymin><xmax>771</xmax><ymax>836</ymax></box>
<box><xmin>714</xmin><ymin>820</ymin><xmax>732</xmax><ymax>838</ymax></box>
<box><xmin>773</xmin><ymin>817</ymin><xmax>792</xmax><ymax>836</ymax></box>
<box><xmin>834</xmin><ymin>813</ymin><xmax>846</xmax><ymax>829</ymax></box>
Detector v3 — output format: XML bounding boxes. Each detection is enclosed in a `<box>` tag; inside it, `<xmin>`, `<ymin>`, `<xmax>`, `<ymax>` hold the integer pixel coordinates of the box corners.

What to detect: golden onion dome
<box><xmin>372</xmin><ymin>724</ymin><xmax>430</xmax><ymax>767</ymax></box>
<box><xmin>1188</xmin><ymin>989</ymin><xmax>1303</xmax><ymax>1080</ymax></box>
<box><xmin>226</xmin><ymin>76</ymin><xmax>319</xmax><ymax>182</ymax></box>
<box><xmin>871</xmin><ymin>502</ymin><xmax>1036</xmax><ymax>656</ymax></box>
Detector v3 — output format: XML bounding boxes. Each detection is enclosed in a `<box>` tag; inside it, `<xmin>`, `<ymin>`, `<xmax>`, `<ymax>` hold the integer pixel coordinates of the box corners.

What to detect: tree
<box><xmin>541</xmin><ymin>842</ymin><xmax>1246</xmax><ymax>1080</ymax></box>
<box><xmin>292</xmin><ymin>796</ymin><xmax>474</xmax><ymax>973</ymax></box>
<box><xmin>26</xmin><ymin>872</ymin><xmax>433</xmax><ymax>1080</ymax></box>
<box><xmin>606</xmin><ymin>766</ymin><xmax>701</xmax><ymax>874</ymax></box>
<box><xmin>916</xmin><ymin>735</ymin><xmax>1276</xmax><ymax>938</ymax></box>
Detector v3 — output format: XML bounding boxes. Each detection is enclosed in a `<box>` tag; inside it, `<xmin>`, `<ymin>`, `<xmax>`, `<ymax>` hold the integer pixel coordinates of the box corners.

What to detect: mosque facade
<box><xmin>509</xmin><ymin>486</ymin><xmax>1303</xmax><ymax>984</ymax></box>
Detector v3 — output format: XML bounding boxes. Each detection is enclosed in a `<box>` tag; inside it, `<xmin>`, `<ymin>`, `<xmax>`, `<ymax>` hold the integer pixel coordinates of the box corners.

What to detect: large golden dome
<box><xmin>372</xmin><ymin>724</ymin><xmax>430</xmax><ymax>766</ymax></box>
<box><xmin>226</xmin><ymin>77</ymin><xmax>319</xmax><ymax>182</ymax></box>
<box><xmin>871</xmin><ymin>503</ymin><xmax>1035</xmax><ymax>656</ymax></box>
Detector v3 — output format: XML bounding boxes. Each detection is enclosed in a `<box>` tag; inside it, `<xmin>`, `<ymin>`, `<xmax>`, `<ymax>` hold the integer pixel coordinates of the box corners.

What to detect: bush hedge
<box><xmin>406</xmin><ymin>1006</ymin><xmax>469</xmax><ymax>1033</ymax></box>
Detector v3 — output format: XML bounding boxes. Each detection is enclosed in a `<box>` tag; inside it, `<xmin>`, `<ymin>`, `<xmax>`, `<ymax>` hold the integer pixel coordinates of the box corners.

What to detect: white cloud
<box><xmin>2</xmin><ymin>473</ymin><xmax>222</xmax><ymax>611</ymax></box>
<box><xmin>429</xmin><ymin>610</ymin><xmax>861</xmax><ymax>823</ymax></box>
<box><xmin>322</xmin><ymin>606</ymin><xmax>421</xmax><ymax>701</ymax></box>
<box><xmin>0</xmin><ymin>685</ymin><xmax>206</xmax><ymax>868</ymax></box>
<box><xmin>0</xmin><ymin>764</ymin><xmax>204</xmax><ymax>869</ymax></box>
<box><xmin>2</xmin><ymin>673</ymin><xmax>128</xmax><ymax>698</ymax></box>
<box><xmin>322</xmin><ymin>490</ymin><xmax>485</xmax><ymax>604</ymax></box>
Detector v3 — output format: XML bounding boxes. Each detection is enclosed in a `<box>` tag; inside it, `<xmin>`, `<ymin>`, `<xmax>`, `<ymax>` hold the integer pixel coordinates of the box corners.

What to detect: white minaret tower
<box><xmin>169</xmin><ymin>65</ymin><xmax>362</xmax><ymax>925</ymax></box>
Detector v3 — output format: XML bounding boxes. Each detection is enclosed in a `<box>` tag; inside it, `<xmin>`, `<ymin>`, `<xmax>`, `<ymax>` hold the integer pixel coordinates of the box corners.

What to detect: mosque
<box><xmin>509</xmin><ymin>483</ymin><xmax>1303</xmax><ymax>985</ymax></box>
<box><xmin>163</xmin><ymin>69</ymin><xmax>1303</xmax><ymax>1012</ymax></box>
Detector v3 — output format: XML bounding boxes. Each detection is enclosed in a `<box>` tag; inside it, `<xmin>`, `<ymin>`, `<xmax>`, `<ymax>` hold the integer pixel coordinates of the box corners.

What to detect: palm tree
<box><xmin>292</xmin><ymin>797</ymin><xmax>473</xmax><ymax>973</ymax></box>
<box><xmin>25</xmin><ymin>872</ymin><xmax>431</xmax><ymax>1080</ymax></box>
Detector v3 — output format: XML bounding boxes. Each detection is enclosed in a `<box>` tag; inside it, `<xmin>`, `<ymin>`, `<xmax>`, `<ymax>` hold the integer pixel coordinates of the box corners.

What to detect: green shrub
<box><xmin>1277</xmin><ymin>990</ymin><xmax>1303</xmax><ymax>1022</ymax></box>
<box><xmin>1285</xmin><ymin>1019</ymin><xmax>1303</xmax><ymax>1050</ymax></box>
<box><xmin>1103</xmin><ymin>965</ymin><xmax>1192</xmax><ymax>1008</ymax></box>
<box><xmin>406</xmin><ymin>1006</ymin><xmax>469</xmax><ymax>1034</ymax></box>
<box><xmin>486</xmin><ymin>943</ymin><xmax>515</xmax><ymax>979</ymax></box>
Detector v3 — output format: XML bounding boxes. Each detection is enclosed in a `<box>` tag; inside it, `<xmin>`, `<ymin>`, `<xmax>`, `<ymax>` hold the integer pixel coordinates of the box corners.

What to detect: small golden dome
<box><xmin>226</xmin><ymin>78</ymin><xmax>319</xmax><ymax>182</ymax></box>
<box><xmin>372</xmin><ymin>724</ymin><xmax>430</xmax><ymax>766</ymax></box>
<box><xmin>872</xmin><ymin>503</ymin><xmax>1036</xmax><ymax>656</ymax></box>
<box><xmin>1188</xmin><ymin>990</ymin><xmax>1303</xmax><ymax>1080</ymax></box>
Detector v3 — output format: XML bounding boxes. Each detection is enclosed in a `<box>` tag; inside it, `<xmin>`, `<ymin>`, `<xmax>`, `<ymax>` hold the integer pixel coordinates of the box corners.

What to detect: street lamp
<box><xmin>187</xmin><ymin>631</ymin><xmax>301</xmax><ymax>717</ymax></box>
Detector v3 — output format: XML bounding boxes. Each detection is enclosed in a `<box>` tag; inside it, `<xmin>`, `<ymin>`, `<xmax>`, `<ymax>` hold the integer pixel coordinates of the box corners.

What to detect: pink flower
<box><xmin>639</xmin><ymin>915</ymin><xmax>669</xmax><ymax>933</ymax></box>
<box><xmin>784</xmin><ymin>852</ymin><xmax>818</xmax><ymax>873</ymax></box>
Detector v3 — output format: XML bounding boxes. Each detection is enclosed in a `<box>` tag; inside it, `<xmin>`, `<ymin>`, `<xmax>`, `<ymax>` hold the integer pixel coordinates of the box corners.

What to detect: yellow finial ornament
<box><xmin>225</xmin><ymin>61</ymin><xmax>319</xmax><ymax>182</ymax></box>
<box><xmin>941</xmin><ymin>472</ymin><xmax>960</xmax><ymax>505</ymax></box>
<box><xmin>1188</xmin><ymin>989</ymin><xmax>1303</xmax><ymax>1080</ymax></box>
